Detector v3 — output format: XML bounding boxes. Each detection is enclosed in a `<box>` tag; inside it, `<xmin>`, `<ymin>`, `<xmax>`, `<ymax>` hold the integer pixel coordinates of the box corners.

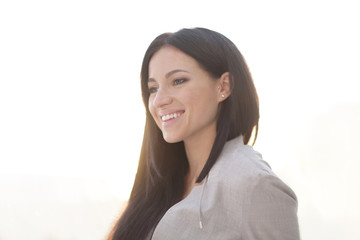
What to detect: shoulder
<box><xmin>210</xmin><ymin>136</ymin><xmax>275</xmax><ymax>188</ymax></box>
<box><xmin>207</xmin><ymin>136</ymin><xmax>300</xmax><ymax>239</ymax></box>
<box><xmin>240</xmin><ymin>173</ymin><xmax>300</xmax><ymax>239</ymax></box>
<box><xmin>208</xmin><ymin>136</ymin><xmax>298</xmax><ymax>207</ymax></box>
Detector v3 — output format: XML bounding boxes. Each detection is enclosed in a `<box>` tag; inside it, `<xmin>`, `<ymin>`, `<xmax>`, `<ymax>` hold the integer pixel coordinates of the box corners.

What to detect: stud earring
<box><xmin>221</xmin><ymin>94</ymin><xmax>225</xmax><ymax>98</ymax></box>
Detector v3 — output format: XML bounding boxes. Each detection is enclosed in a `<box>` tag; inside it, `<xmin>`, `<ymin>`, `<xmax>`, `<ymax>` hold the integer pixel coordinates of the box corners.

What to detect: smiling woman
<box><xmin>107</xmin><ymin>28</ymin><xmax>300</xmax><ymax>240</ymax></box>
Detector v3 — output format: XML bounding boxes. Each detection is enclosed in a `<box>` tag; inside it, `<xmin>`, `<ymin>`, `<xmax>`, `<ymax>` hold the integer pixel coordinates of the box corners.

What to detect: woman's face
<box><xmin>147</xmin><ymin>46</ymin><xmax>222</xmax><ymax>143</ymax></box>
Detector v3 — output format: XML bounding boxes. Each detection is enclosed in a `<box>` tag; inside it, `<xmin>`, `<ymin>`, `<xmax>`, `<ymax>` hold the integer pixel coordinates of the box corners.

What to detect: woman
<box><xmin>108</xmin><ymin>28</ymin><xmax>300</xmax><ymax>240</ymax></box>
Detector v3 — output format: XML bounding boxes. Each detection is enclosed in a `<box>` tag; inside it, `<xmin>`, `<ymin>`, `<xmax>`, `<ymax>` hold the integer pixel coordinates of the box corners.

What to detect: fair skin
<box><xmin>147</xmin><ymin>46</ymin><xmax>231</xmax><ymax>198</ymax></box>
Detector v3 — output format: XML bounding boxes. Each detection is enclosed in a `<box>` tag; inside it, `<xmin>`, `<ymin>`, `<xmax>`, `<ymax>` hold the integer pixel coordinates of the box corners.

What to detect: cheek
<box><xmin>191</xmin><ymin>87</ymin><xmax>218</xmax><ymax>109</ymax></box>
<box><xmin>148</xmin><ymin>98</ymin><xmax>157</xmax><ymax>121</ymax></box>
<box><xmin>187</xmin><ymin>91</ymin><xmax>219</xmax><ymax>123</ymax></box>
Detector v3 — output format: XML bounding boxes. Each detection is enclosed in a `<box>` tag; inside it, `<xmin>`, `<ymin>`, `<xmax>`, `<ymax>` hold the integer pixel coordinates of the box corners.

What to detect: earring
<box><xmin>221</xmin><ymin>94</ymin><xmax>225</xmax><ymax>98</ymax></box>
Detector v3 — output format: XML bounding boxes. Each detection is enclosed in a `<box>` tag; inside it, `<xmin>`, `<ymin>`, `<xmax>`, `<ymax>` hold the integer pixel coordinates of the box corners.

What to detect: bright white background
<box><xmin>0</xmin><ymin>0</ymin><xmax>359</xmax><ymax>239</ymax></box>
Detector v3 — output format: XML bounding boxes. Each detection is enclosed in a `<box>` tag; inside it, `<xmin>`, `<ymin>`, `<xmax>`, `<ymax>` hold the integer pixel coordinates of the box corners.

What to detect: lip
<box><xmin>158</xmin><ymin>109</ymin><xmax>185</xmax><ymax>117</ymax></box>
<box><xmin>159</xmin><ymin>110</ymin><xmax>185</xmax><ymax>127</ymax></box>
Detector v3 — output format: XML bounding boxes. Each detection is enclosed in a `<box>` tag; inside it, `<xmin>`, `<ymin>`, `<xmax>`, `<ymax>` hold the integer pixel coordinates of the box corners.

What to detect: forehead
<box><xmin>148</xmin><ymin>46</ymin><xmax>201</xmax><ymax>78</ymax></box>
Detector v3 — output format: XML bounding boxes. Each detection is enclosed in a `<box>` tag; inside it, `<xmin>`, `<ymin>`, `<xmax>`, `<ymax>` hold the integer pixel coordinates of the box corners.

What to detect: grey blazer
<box><xmin>151</xmin><ymin>136</ymin><xmax>300</xmax><ymax>240</ymax></box>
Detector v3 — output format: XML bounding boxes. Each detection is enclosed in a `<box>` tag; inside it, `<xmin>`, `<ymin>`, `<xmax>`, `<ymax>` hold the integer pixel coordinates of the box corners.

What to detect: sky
<box><xmin>0</xmin><ymin>0</ymin><xmax>359</xmax><ymax>239</ymax></box>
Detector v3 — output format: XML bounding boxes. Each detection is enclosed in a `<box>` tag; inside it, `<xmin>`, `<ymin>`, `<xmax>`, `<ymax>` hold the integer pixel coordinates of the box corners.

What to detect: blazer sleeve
<box><xmin>241</xmin><ymin>174</ymin><xmax>300</xmax><ymax>240</ymax></box>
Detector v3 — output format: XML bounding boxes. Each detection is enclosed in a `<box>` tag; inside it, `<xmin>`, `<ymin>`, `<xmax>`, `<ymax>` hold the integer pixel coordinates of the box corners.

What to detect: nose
<box><xmin>152</xmin><ymin>88</ymin><xmax>172</xmax><ymax>108</ymax></box>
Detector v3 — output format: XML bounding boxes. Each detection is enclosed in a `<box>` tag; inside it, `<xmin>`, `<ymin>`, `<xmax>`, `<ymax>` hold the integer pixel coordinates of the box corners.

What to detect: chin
<box><xmin>162</xmin><ymin>133</ymin><xmax>183</xmax><ymax>144</ymax></box>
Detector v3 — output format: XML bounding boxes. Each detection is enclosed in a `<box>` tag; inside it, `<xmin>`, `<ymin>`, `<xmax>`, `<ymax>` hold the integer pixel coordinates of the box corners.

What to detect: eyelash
<box><xmin>173</xmin><ymin>78</ymin><xmax>187</xmax><ymax>85</ymax></box>
<box><xmin>148</xmin><ymin>78</ymin><xmax>188</xmax><ymax>94</ymax></box>
<box><xmin>148</xmin><ymin>87</ymin><xmax>158</xmax><ymax>94</ymax></box>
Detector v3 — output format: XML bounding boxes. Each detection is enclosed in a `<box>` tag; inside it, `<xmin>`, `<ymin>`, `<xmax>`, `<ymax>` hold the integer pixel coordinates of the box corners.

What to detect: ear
<box><xmin>217</xmin><ymin>72</ymin><xmax>231</xmax><ymax>102</ymax></box>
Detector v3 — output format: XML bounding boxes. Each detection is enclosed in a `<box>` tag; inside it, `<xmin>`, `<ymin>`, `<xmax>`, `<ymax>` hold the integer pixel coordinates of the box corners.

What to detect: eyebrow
<box><xmin>148</xmin><ymin>69</ymin><xmax>190</xmax><ymax>82</ymax></box>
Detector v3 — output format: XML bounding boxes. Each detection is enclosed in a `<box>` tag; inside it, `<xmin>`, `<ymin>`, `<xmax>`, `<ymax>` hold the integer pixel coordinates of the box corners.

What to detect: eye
<box><xmin>173</xmin><ymin>78</ymin><xmax>187</xmax><ymax>85</ymax></box>
<box><xmin>148</xmin><ymin>86</ymin><xmax>158</xmax><ymax>94</ymax></box>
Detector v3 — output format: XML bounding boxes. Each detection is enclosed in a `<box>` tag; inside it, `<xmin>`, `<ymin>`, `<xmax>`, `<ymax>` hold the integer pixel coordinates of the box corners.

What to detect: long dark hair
<box><xmin>109</xmin><ymin>28</ymin><xmax>259</xmax><ymax>240</ymax></box>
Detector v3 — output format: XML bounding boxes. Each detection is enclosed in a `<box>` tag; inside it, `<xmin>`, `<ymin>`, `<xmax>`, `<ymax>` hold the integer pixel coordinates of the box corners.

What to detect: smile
<box><xmin>161</xmin><ymin>111</ymin><xmax>184</xmax><ymax>121</ymax></box>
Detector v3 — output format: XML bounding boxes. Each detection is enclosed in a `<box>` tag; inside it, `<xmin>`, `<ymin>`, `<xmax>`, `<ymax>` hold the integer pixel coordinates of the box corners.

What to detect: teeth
<box><xmin>161</xmin><ymin>112</ymin><xmax>182</xmax><ymax>121</ymax></box>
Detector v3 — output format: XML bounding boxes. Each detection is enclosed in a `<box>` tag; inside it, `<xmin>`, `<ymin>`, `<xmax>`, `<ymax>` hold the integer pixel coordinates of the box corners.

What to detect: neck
<box><xmin>184</xmin><ymin>123</ymin><xmax>217</xmax><ymax>184</ymax></box>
